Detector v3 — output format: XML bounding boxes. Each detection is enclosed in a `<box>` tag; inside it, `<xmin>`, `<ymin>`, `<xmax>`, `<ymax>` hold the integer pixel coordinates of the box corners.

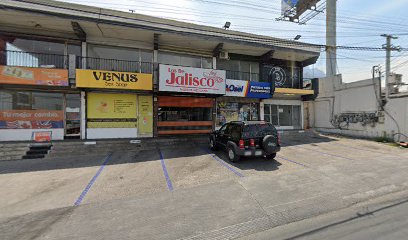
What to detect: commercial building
<box><xmin>0</xmin><ymin>0</ymin><xmax>320</xmax><ymax>141</ymax></box>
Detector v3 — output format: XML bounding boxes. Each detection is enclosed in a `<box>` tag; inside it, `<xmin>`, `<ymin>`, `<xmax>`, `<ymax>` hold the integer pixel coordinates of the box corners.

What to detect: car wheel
<box><xmin>209</xmin><ymin>138</ymin><xmax>217</xmax><ymax>150</ymax></box>
<box><xmin>227</xmin><ymin>146</ymin><xmax>240</xmax><ymax>162</ymax></box>
<box><xmin>266</xmin><ymin>153</ymin><xmax>277</xmax><ymax>160</ymax></box>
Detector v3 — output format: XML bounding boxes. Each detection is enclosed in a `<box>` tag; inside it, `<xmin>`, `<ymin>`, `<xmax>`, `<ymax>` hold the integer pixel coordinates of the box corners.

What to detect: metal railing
<box><xmin>225</xmin><ymin>70</ymin><xmax>259</xmax><ymax>81</ymax></box>
<box><xmin>77</xmin><ymin>56</ymin><xmax>153</xmax><ymax>73</ymax></box>
<box><xmin>0</xmin><ymin>50</ymin><xmax>67</xmax><ymax>69</ymax></box>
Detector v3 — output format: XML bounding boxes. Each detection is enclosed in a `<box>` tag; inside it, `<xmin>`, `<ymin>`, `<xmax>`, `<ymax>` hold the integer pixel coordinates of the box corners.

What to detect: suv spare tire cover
<box><xmin>263</xmin><ymin>135</ymin><xmax>278</xmax><ymax>153</ymax></box>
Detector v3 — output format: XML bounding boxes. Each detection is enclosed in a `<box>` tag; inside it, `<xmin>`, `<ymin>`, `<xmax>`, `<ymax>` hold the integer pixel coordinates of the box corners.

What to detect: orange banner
<box><xmin>0</xmin><ymin>110</ymin><xmax>64</xmax><ymax>129</ymax></box>
<box><xmin>0</xmin><ymin>65</ymin><xmax>68</xmax><ymax>86</ymax></box>
<box><xmin>0</xmin><ymin>110</ymin><xmax>64</xmax><ymax>121</ymax></box>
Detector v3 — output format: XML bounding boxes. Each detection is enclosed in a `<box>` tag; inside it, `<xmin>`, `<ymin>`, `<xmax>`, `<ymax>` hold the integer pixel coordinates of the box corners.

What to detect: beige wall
<box><xmin>310</xmin><ymin>75</ymin><xmax>408</xmax><ymax>140</ymax></box>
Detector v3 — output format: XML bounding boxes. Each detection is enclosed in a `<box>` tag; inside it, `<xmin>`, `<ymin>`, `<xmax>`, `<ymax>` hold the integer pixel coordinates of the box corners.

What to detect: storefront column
<box><xmin>212</xmin><ymin>56</ymin><xmax>217</xmax><ymax>69</ymax></box>
<box><xmin>81</xmin><ymin>42</ymin><xmax>87</xmax><ymax>69</ymax></box>
<box><xmin>153</xmin><ymin>49</ymin><xmax>159</xmax><ymax>137</ymax></box>
<box><xmin>80</xmin><ymin>91</ymin><xmax>86</xmax><ymax>139</ymax></box>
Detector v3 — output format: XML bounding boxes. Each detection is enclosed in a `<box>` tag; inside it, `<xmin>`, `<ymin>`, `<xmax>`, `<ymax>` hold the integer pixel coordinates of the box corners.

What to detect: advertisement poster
<box><xmin>32</xmin><ymin>131</ymin><xmax>52</xmax><ymax>142</ymax></box>
<box><xmin>0</xmin><ymin>110</ymin><xmax>64</xmax><ymax>129</ymax></box>
<box><xmin>159</xmin><ymin>64</ymin><xmax>226</xmax><ymax>95</ymax></box>
<box><xmin>225</xmin><ymin>79</ymin><xmax>271</xmax><ymax>98</ymax></box>
<box><xmin>217</xmin><ymin>102</ymin><xmax>259</xmax><ymax>126</ymax></box>
<box><xmin>76</xmin><ymin>69</ymin><xmax>152</xmax><ymax>90</ymax></box>
<box><xmin>137</xmin><ymin>96</ymin><xmax>153</xmax><ymax>135</ymax></box>
<box><xmin>0</xmin><ymin>65</ymin><xmax>68</xmax><ymax>86</ymax></box>
<box><xmin>87</xmin><ymin>93</ymin><xmax>137</xmax><ymax>128</ymax></box>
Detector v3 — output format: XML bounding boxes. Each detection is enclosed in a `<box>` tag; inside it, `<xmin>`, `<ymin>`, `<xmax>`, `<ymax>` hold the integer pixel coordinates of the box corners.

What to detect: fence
<box><xmin>0</xmin><ymin>50</ymin><xmax>67</xmax><ymax>69</ymax></box>
<box><xmin>76</xmin><ymin>56</ymin><xmax>153</xmax><ymax>73</ymax></box>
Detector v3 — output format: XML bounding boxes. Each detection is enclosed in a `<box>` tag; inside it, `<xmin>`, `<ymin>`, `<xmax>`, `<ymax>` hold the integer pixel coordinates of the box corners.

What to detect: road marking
<box><xmin>158</xmin><ymin>149</ymin><xmax>173</xmax><ymax>191</ymax></box>
<box><xmin>74</xmin><ymin>153</ymin><xmax>113</xmax><ymax>206</ymax></box>
<box><xmin>276</xmin><ymin>155</ymin><xmax>308</xmax><ymax>167</ymax></box>
<box><xmin>203</xmin><ymin>148</ymin><xmax>245</xmax><ymax>178</ymax></box>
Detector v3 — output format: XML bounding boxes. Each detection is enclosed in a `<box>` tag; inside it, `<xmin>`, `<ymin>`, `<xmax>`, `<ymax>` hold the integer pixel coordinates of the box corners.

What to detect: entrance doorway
<box><xmin>65</xmin><ymin>94</ymin><xmax>81</xmax><ymax>138</ymax></box>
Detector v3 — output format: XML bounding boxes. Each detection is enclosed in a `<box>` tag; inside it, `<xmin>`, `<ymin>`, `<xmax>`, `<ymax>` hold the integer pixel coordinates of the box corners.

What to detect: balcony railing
<box><xmin>77</xmin><ymin>56</ymin><xmax>153</xmax><ymax>74</ymax></box>
<box><xmin>225</xmin><ymin>70</ymin><xmax>259</xmax><ymax>81</ymax></box>
<box><xmin>0</xmin><ymin>50</ymin><xmax>67</xmax><ymax>69</ymax></box>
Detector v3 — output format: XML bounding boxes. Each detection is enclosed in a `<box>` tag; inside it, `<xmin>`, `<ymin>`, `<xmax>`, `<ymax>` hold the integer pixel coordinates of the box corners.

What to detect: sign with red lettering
<box><xmin>32</xmin><ymin>131</ymin><xmax>52</xmax><ymax>142</ymax></box>
<box><xmin>159</xmin><ymin>64</ymin><xmax>226</xmax><ymax>95</ymax></box>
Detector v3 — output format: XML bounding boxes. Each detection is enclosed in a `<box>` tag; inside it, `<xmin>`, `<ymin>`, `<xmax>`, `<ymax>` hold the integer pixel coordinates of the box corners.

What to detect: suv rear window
<box><xmin>242</xmin><ymin>124</ymin><xmax>276</xmax><ymax>138</ymax></box>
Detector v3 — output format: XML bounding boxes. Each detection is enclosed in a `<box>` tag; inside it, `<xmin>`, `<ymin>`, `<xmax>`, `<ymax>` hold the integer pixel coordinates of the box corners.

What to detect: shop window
<box><xmin>270</xmin><ymin>105</ymin><xmax>279</xmax><ymax>125</ymax></box>
<box><xmin>0</xmin><ymin>91</ymin><xmax>63</xmax><ymax>110</ymax></box>
<box><xmin>158</xmin><ymin>51</ymin><xmax>213</xmax><ymax>69</ymax></box>
<box><xmin>264</xmin><ymin>104</ymin><xmax>301</xmax><ymax>128</ymax></box>
<box><xmin>261</xmin><ymin>64</ymin><xmax>301</xmax><ymax>88</ymax></box>
<box><xmin>292</xmin><ymin>105</ymin><xmax>301</xmax><ymax>127</ymax></box>
<box><xmin>2</xmin><ymin>37</ymin><xmax>71</xmax><ymax>68</ymax></box>
<box><xmin>217</xmin><ymin>102</ymin><xmax>259</xmax><ymax>126</ymax></box>
<box><xmin>217</xmin><ymin>59</ymin><xmax>259</xmax><ymax>81</ymax></box>
<box><xmin>87</xmin><ymin>44</ymin><xmax>152</xmax><ymax>73</ymax></box>
<box><xmin>0</xmin><ymin>91</ymin><xmax>64</xmax><ymax>130</ymax></box>
<box><xmin>159</xmin><ymin>107</ymin><xmax>212</xmax><ymax>122</ymax></box>
<box><xmin>278</xmin><ymin>105</ymin><xmax>292</xmax><ymax>126</ymax></box>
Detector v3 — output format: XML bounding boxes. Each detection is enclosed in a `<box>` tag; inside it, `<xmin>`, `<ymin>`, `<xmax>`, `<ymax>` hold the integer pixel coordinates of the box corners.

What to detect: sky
<box><xmin>60</xmin><ymin>0</ymin><xmax>408</xmax><ymax>83</ymax></box>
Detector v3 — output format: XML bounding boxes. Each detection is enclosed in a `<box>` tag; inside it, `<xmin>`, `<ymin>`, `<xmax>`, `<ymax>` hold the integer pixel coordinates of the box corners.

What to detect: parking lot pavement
<box><xmin>0</xmin><ymin>154</ymin><xmax>108</xmax><ymax>218</ymax></box>
<box><xmin>81</xmin><ymin>150</ymin><xmax>168</xmax><ymax>204</ymax></box>
<box><xmin>1</xmin><ymin>132</ymin><xmax>408</xmax><ymax>240</ymax></box>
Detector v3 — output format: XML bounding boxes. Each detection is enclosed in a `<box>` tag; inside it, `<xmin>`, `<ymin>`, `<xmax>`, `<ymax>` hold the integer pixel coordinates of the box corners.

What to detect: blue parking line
<box><xmin>277</xmin><ymin>155</ymin><xmax>308</xmax><ymax>168</ymax></box>
<box><xmin>203</xmin><ymin>148</ymin><xmax>245</xmax><ymax>178</ymax></box>
<box><xmin>158</xmin><ymin>149</ymin><xmax>173</xmax><ymax>191</ymax></box>
<box><xmin>74</xmin><ymin>153</ymin><xmax>113</xmax><ymax>206</ymax></box>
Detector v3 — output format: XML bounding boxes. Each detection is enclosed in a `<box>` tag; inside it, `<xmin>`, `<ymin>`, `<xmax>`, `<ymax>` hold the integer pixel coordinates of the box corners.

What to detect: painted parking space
<box><xmin>158</xmin><ymin>144</ymin><xmax>240</xmax><ymax>190</ymax></box>
<box><xmin>80</xmin><ymin>150</ymin><xmax>169</xmax><ymax>204</ymax></box>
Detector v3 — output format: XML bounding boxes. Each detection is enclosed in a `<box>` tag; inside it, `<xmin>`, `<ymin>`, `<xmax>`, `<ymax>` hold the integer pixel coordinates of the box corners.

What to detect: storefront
<box><xmin>76</xmin><ymin>69</ymin><xmax>153</xmax><ymax>139</ymax></box>
<box><xmin>158</xmin><ymin>64</ymin><xmax>226</xmax><ymax>135</ymax></box>
<box><xmin>216</xmin><ymin>79</ymin><xmax>271</xmax><ymax>128</ymax></box>
<box><xmin>0</xmin><ymin>65</ymin><xmax>77</xmax><ymax>141</ymax></box>
<box><xmin>261</xmin><ymin>99</ymin><xmax>303</xmax><ymax>130</ymax></box>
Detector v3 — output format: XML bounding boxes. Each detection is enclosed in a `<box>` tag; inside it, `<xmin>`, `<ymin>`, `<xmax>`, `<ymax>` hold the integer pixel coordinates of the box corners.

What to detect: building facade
<box><xmin>0</xmin><ymin>0</ymin><xmax>320</xmax><ymax>141</ymax></box>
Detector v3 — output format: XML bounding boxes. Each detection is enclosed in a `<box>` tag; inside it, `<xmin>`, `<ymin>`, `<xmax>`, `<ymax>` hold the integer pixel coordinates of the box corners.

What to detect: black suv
<box><xmin>209</xmin><ymin>121</ymin><xmax>280</xmax><ymax>162</ymax></box>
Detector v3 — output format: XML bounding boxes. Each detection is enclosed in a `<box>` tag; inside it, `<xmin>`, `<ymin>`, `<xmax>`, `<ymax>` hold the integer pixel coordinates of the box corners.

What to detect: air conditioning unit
<box><xmin>219</xmin><ymin>51</ymin><xmax>229</xmax><ymax>60</ymax></box>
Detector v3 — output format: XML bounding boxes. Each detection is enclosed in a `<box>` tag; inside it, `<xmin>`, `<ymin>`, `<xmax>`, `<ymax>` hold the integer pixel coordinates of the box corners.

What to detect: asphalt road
<box><xmin>241</xmin><ymin>191</ymin><xmax>408</xmax><ymax>240</ymax></box>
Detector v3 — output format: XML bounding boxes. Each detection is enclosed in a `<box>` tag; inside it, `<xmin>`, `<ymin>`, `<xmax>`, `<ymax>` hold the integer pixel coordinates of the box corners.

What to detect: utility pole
<box><xmin>326</xmin><ymin>0</ymin><xmax>336</xmax><ymax>77</ymax></box>
<box><xmin>381</xmin><ymin>34</ymin><xmax>400</xmax><ymax>98</ymax></box>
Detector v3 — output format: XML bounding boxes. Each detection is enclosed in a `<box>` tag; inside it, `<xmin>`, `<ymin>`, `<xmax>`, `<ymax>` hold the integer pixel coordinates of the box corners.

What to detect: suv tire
<box><xmin>227</xmin><ymin>146</ymin><xmax>240</xmax><ymax>162</ymax></box>
<box><xmin>266</xmin><ymin>153</ymin><xmax>277</xmax><ymax>160</ymax></box>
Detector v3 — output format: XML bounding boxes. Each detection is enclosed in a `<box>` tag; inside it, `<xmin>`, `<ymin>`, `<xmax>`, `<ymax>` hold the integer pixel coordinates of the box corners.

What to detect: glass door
<box><xmin>65</xmin><ymin>94</ymin><xmax>81</xmax><ymax>137</ymax></box>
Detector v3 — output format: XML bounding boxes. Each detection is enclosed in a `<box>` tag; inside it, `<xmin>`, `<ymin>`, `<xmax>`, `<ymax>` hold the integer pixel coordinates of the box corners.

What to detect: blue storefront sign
<box><xmin>225</xmin><ymin>79</ymin><xmax>271</xmax><ymax>99</ymax></box>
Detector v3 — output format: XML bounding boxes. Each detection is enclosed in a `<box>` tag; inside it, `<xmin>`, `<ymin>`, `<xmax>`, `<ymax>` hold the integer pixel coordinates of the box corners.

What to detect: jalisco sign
<box><xmin>0</xmin><ymin>65</ymin><xmax>68</xmax><ymax>86</ymax></box>
<box><xmin>226</xmin><ymin>79</ymin><xmax>271</xmax><ymax>98</ymax></box>
<box><xmin>159</xmin><ymin>64</ymin><xmax>226</xmax><ymax>95</ymax></box>
<box><xmin>76</xmin><ymin>69</ymin><xmax>152</xmax><ymax>90</ymax></box>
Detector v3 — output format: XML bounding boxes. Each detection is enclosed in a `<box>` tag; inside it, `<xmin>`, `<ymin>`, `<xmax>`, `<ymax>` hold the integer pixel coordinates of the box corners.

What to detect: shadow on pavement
<box><xmin>0</xmin><ymin>143</ymin><xmax>209</xmax><ymax>175</ymax></box>
<box><xmin>0</xmin><ymin>131</ymin><xmax>336</xmax><ymax>175</ymax></box>
<box><xmin>280</xmin><ymin>131</ymin><xmax>338</xmax><ymax>147</ymax></box>
<box><xmin>211</xmin><ymin>149</ymin><xmax>282</xmax><ymax>172</ymax></box>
